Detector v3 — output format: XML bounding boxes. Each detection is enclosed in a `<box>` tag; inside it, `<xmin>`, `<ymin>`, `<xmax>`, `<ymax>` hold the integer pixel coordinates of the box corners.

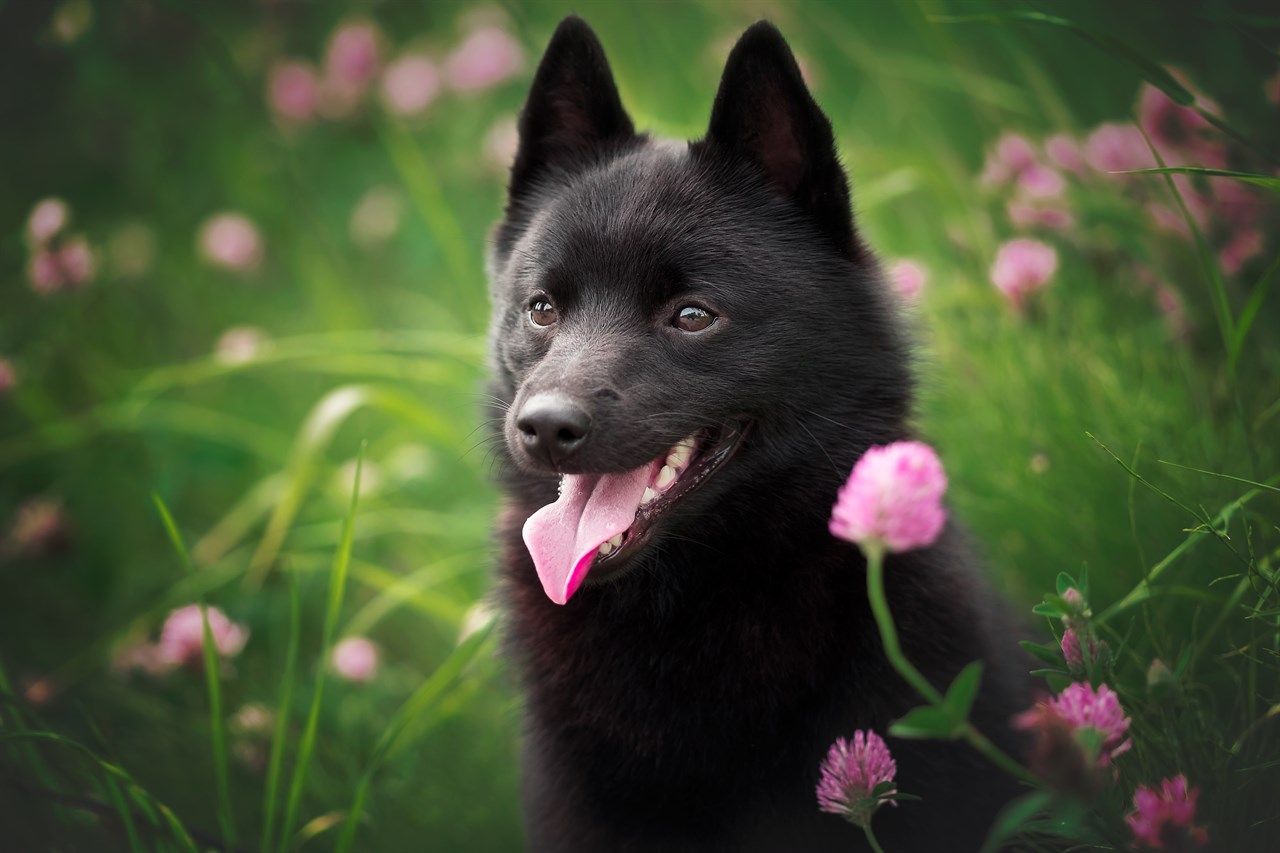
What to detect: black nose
<box><xmin>516</xmin><ymin>393</ymin><xmax>591</xmax><ymax>467</ymax></box>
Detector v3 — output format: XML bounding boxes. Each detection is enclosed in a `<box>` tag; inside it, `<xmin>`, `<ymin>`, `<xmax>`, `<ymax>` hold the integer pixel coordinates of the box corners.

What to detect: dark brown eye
<box><xmin>529</xmin><ymin>299</ymin><xmax>558</xmax><ymax>327</ymax></box>
<box><xmin>673</xmin><ymin>305</ymin><xmax>716</xmax><ymax>333</ymax></box>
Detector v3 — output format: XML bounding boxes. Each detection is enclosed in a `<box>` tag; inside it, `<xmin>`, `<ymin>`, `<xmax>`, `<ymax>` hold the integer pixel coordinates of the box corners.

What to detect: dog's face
<box><xmin>488</xmin><ymin>18</ymin><xmax>909</xmax><ymax>604</ymax></box>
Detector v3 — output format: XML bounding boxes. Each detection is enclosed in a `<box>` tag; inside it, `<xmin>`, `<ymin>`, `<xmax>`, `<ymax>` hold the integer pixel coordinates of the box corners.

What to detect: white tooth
<box><xmin>608</xmin><ymin>534</ymin><xmax>623</xmax><ymax>547</ymax></box>
<box><xmin>599</xmin><ymin>540</ymin><xmax>614</xmax><ymax>555</ymax></box>
<box><xmin>666</xmin><ymin>442</ymin><xmax>693</xmax><ymax>471</ymax></box>
<box><xmin>641</xmin><ymin>487</ymin><xmax>656</xmax><ymax>505</ymax></box>
<box><xmin>656</xmin><ymin>465</ymin><xmax>676</xmax><ymax>490</ymax></box>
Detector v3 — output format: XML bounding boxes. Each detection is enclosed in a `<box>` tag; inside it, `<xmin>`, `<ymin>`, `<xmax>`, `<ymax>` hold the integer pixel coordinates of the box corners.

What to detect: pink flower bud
<box><xmin>1044</xmin><ymin>135</ymin><xmax>1085</xmax><ymax>174</ymax></box>
<box><xmin>995</xmin><ymin>133</ymin><xmax>1037</xmax><ymax>174</ymax></box>
<box><xmin>0</xmin><ymin>358</ymin><xmax>16</xmax><ymax>395</ymax></box>
<box><xmin>381</xmin><ymin>54</ymin><xmax>441</xmax><ymax>116</ymax></box>
<box><xmin>325</xmin><ymin>22</ymin><xmax>381</xmax><ymax>92</ymax></box>
<box><xmin>6</xmin><ymin>498</ymin><xmax>70</xmax><ymax>558</ymax></box>
<box><xmin>830</xmin><ymin>441</ymin><xmax>948</xmax><ymax>554</ymax></box>
<box><xmin>1061</xmin><ymin>628</ymin><xmax>1084</xmax><ymax>671</ymax></box>
<box><xmin>1219</xmin><ymin>228</ymin><xmax>1263</xmax><ymax>276</ymax></box>
<box><xmin>28</xmin><ymin>249</ymin><xmax>65</xmax><ymax>294</ymax></box>
<box><xmin>158</xmin><ymin>604</ymin><xmax>249</xmax><ymax>669</ymax></box>
<box><xmin>1017</xmin><ymin>164</ymin><xmax>1066</xmax><ymax>198</ymax></box>
<box><xmin>27</xmin><ymin>197</ymin><xmax>69</xmax><ymax>245</ymax></box>
<box><xmin>198</xmin><ymin>213</ymin><xmax>263</xmax><ymax>272</ymax></box>
<box><xmin>887</xmin><ymin>259</ymin><xmax>927</xmax><ymax>303</ymax></box>
<box><xmin>990</xmin><ymin>238</ymin><xmax>1057</xmax><ymax>309</ymax></box>
<box><xmin>267</xmin><ymin>61</ymin><xmax>320</xmax><ymax>123</ymax></box>
<box><xmin>214</xmin><ymin>327</ymin><xmax>270</xmax><ymax>365</ymax></box>
<box><xmin>1085</xmin><ymin>123</ymin><xmax>1156</xmax><ymax>174</ymax></box>
<box><xmin>445</xmin><ymin>27</ymin><xmax>524</xmax><ymax>94</ymax></box>
<box><xmin>331</xmin><ymin>636</ymin><xmax>380</xmax><ymax>683</ymax></box>
<box><xmin>58</xmin><ymin>235</ymin><xmax>95</xmax><ymax>286</ymax></box>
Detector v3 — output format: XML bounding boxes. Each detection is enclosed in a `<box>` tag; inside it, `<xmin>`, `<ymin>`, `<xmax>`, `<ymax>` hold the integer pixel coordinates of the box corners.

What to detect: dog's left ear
<box><xmin>697</xmin><ymin>22</ymin><xmax>857</xmax><ymax>261</ymax></box>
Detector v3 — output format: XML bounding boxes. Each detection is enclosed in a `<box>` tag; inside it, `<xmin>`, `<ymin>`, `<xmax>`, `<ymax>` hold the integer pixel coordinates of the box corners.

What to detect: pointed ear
<box><xmin>509</xmin><ymin>16</ymin><xmax>637</xmax><ymax>199</ymax></box>
<box><xmin>697</xmin><ymin>22</ymin><xmax>857</xmax><ymax>261</ymax></box>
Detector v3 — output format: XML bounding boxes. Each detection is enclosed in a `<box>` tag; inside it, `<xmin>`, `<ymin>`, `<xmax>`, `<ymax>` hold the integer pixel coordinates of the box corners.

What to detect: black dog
<box><xmin>486</xmin><ymin>17</ymin><xmax>1029</xmax><ymax>852</ymax></box>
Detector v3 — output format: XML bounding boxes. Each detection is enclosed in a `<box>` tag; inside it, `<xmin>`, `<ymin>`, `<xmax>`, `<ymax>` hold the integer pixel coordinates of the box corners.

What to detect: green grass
<box><xmin>1</xmin><ymin>0</ymin><xmax>1277</xmax><ymax>850</ymax></box>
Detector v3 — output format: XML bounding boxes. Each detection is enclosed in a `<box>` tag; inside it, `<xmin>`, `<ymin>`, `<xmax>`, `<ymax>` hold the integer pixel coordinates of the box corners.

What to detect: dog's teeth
<box><xmin>608</xmin><ymin>534</ymin><xmax>623</xmax><ymax>548</ymax></box>
<box><xmin>666</xmin><ymin>442</ymin><xmax>693</xmax><ymax>471</ymax></box>
<box><xmin>641</xmin><ymin>486</ymin><xmax>656</xmax><ymax>505</ymax></box>
<box><xmin>599</xmin><ymin>540</ymin><xmax>614</xmax><ymax>555</ymax></box>
<box><xmin>656</xmin><ymin>465</ymin><xmax>676</xmax><ymax>490</ymax></box>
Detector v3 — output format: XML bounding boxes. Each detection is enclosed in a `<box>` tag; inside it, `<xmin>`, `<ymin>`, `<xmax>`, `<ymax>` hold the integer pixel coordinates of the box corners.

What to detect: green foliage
<box><xmin>1</xmin><ymin>0</ymin><xmax>1277</xmax><ymax>851</ymax></box>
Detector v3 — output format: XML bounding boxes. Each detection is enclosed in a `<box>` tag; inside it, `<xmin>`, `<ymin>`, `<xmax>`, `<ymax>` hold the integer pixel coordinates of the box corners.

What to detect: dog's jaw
<box><xmin>520</xmin><ymin>419</ymin><xmax>751</xmax><ymax>603</ymax></box>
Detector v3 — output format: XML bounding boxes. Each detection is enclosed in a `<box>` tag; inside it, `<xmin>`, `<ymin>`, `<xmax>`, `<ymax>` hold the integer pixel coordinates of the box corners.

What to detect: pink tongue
<box><xmin>522</xmin><ymin>465</ymin><xmax>652</xmax><ymax>604</ymax></box>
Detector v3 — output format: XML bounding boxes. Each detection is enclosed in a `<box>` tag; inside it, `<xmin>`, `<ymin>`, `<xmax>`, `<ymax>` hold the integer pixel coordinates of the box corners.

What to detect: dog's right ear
<box><xmin>508</xmin><ymin>17</ymin><xmax>636</xmax><ymax>200</ymax></box>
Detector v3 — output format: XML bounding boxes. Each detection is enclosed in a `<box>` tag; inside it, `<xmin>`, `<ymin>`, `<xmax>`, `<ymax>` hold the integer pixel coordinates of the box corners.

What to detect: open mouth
<box><xmin>521</xmin><ymin>419</ymin><xmax>751</xmax><ymax>604</ymax></box>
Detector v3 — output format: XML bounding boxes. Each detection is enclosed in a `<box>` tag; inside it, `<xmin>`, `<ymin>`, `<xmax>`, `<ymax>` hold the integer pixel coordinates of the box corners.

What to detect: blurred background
<box><xmin>1</xmin><ymin>0</ymin><xmax>1277</xmax><ymax>850</ymax></box>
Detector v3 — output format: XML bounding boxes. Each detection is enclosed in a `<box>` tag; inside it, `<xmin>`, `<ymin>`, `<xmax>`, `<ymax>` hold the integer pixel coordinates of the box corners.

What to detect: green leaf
<box><xmin>1032</xmin><ymin>602</ymin><xmax>1063</xmax><ymax>618</ymax></box>
<box><xmin>931</xmin><ymin>11</ymin><xmax>1194</xmax><ymax>104</ymax></box>
<box><xmin>1029</xmin><ymin>668</ymin><xmax>1070</xmax><ymax>679</ymax></box>
<box><xmin>1054</xmin><ymin>573</ymin><xmax>1075</xmax><ymax>596</ymax></box>
<box><xmin>879</xmin><ymin>792</ymin><xmax>924</xmax><ymax>802</ymax></box>
<box><xmin>979</xmin><ymin>791</ymin><xmax>1052</xmax><ymax>853</ymax></box>
<box><xmin>871</xmin><ymin>780</ymin><xmax>897</xmax><ymax>797</ymax></box>
<box><xmin>943</xmin><ymin>661</ymin><xmax>984</xmax><ymax>723</ymax></box>
<box><xmin>1019</xmin><ymin>640</ymin><xmax>1063</xmax><ymax>666</ymax></box>
<box><xmin>890</xmin><ymin>706</ymin><xmax>963</xmax><ymax>740</ymax></box>
<box><xmin>1117</xmin><ymin>166</ymin><xmax>1280</xmax><ymax>192</ymax></box>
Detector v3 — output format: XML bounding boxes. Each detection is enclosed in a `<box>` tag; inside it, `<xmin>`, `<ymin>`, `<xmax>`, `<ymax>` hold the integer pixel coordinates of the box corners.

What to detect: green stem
<box><xmin>865</xmin><ymin>546</ymin><xmax>944</xmax><ymax>706</ymax></box>
<box><xmin>863</xmin><ymin>823</ymin><xmax>887</xmax><ymax>853</ymax></box>
<box><xmin>864</xmin><ymin>547</ymin><xmax>1041</xmax><ymax>789</ymax></box>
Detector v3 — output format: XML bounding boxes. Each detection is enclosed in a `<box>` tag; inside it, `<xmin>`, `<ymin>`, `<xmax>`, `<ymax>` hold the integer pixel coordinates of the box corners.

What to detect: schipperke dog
<box><xmin>486</xmin><ymin>16</ymin><xmax>1030</xmax><ymax>853</ymax></box>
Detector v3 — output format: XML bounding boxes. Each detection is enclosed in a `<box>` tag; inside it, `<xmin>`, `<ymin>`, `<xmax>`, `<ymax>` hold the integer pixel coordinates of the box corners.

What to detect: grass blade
<box><xmin>261</xmin><ymin>569</ymin><xmax>302</xmax><ymax>853</ymax></box>
<box><xmin>1156</xmin><ymin>460</ymin><xmax>1280</xmax><ymax>495</ymax></box>
<box><xmin>1230</xmin><ymin>252</ymin><xmax>1280</xmax><ymax>377</ymax></box>
<box><xmin>246</xmin><ymin>384</ymin><xmax>460</xmax><ymax>589</ymax></box>
<box><xmin>334</xmin><ymin>617</ymin><xmax>495</xmax><ymax>853</ymax></box>
<box><xmin>154</xmin><ymin>494</ymin><xmax>236</xmax><ymax>851</ymax></box>
<box><xmin>931</xmin><ymin>10</ymin><xmax>1278</xmax><ymax>164</ymax></box>
<box><xmin>1133</xmin><ymin>125</ymin><xmax>1235</xmax><ymax>362</ymax></box>
<box><xmin>277</xmin><ymin>443</ymin><xmax>366</xmax><ymax>852</ymax></box>
<box><xmin>199</xmin><ymin>605</ymin><xmax>235</xmax><ymax>851</ymax></box>
<box><xmin>1117</xmin><ymin>166</ymin><xmax>1280</xmax><ymax>192</ymax></box>
<box><xmin>104</xmin><ymin>775</ymin><xmax>144</xmax><ymax>853</ymax></box>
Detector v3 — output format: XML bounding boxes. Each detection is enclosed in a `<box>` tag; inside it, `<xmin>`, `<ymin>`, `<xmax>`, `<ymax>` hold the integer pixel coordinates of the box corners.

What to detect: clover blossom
<box><xmin>1126</xmin><ymin>775</ymin><xmax>1208</xmax><ymax>850</ymax></box>
<box><xmin>830</xmin><ymin>441</ymin><xmax>948</xmax><ymax>555</ymax></box>
<box><xmin>816</xmin><ymin>731</ymin><xmax>898</xmax><ymax>830</ymax></box>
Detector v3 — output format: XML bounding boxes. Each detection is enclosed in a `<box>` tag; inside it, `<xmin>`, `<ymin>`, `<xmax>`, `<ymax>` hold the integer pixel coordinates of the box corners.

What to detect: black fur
<box><xmin>486</xmin><ymin>17</ymin><xmax>1030</xmax><ymax>852</ymax></box>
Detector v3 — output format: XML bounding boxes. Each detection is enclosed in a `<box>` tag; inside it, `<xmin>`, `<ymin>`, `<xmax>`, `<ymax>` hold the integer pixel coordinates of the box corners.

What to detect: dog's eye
<box><xmin>673</xmin><ymin>305</ymin><xmax>716</xmax><ymax>333</ymax></box>
<box><xmin>529</xmin><ymin>299</ymin><xmax>558</xmax><ymax>327</ymax></box>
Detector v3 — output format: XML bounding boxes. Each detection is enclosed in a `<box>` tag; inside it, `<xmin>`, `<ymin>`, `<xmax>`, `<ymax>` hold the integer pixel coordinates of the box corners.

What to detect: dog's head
<box><xmin>488</xmin><ymin>17</ymin><xmax>911</xmax><ymax>603</ymax></box>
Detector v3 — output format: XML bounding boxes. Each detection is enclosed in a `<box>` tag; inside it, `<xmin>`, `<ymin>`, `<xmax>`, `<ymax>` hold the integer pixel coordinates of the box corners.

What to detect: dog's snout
<box><xmin>516</xmin><ymin>393</ymin><xmax>591</xmax><ymax>467</ymax></box>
